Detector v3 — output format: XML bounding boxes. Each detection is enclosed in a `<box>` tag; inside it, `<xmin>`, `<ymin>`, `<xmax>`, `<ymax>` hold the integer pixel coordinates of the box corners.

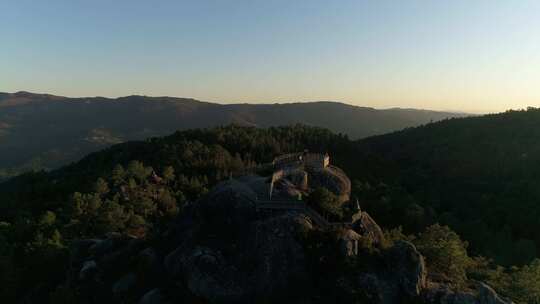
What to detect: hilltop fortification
<box><xmin>269</xmin><ymin>151</ymin><xmax>351</xmax><ymax>203</ymax></box>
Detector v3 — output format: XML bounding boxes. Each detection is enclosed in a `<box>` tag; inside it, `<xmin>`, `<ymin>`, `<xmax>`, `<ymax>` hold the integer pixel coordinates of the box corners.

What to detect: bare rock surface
<box><xmin>387</xmin><ymin>240</ymin><xmax>427</xmax><ymax>297</ymax></box>
<box><xmin>352</xmin><ymin>211</ymin><xmax>385</xmax><ymax>245</ymax></box>
<box><xmin>422</xmin><ymin>282</ymin><xmax>514</xmax><ymax>304</ymax></box>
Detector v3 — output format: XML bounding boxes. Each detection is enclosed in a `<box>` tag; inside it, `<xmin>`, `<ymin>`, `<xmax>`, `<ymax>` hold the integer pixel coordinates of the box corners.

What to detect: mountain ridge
<box><xmin>1</xmin><ymin>91</ymin><xmax>466</xmax><ymax>112</ymax></box>
<box><xmin>0</xmin><ymin>91</ymin><xmax>467</xmax><ymax>180</ymax></box>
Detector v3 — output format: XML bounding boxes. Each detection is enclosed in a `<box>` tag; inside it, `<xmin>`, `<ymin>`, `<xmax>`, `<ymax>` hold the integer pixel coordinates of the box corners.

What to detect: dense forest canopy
<box><xmin>358</xmin><ymin>107</ymin><xmax>540</xmax><ymax>266</ymax></box>
<box><xmin>3</xmin><ymin>111</ymin><xmax>540</xmax><ymax>302</ymax></box>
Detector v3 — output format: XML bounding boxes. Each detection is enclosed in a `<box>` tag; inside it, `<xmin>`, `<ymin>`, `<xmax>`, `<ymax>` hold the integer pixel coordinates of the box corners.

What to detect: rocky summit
<box><xmin>65</xmin><ymin>157</ymin><xmax>512</xmax><ymax>304</ymax></box>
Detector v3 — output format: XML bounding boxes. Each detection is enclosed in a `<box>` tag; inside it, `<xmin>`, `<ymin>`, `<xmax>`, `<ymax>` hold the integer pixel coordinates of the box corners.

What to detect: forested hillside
<box><xmin>357</xmin><ymin>107</ymin><xmax>540</xmax><ymax>267</ymax></box>
<box><xmin>0</xmin><ymin>91</ymin><xmax>464</xmax><ymax>180</ymax></box>
<box><xmin>0</xmin><ymin>125</ymin><xmax>356</xmax><ymax>302</ymax></box>
<box><xmin>3</xmin><ymin>122</ymin><xmax>540</xmax><ymax>302</ymax></box>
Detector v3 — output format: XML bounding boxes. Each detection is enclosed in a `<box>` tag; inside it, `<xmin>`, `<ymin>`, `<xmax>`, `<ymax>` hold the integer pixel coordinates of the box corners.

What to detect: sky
<box><xmin>1</xmin><ymin>0</ymin><xmax>540</xmax><ymax>113</ymax></box>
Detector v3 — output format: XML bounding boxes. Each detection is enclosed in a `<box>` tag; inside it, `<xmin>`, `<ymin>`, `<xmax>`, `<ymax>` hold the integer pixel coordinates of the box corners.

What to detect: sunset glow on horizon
<box><xmin>2</xmin><ymin>0</ymin><xmax>540</xmax><ymax>113</ymax></box>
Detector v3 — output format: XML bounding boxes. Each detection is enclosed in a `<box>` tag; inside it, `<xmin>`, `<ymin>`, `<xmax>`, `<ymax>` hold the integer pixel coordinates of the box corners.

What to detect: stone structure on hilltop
<box><xmin>269</xmin><ymin>151</ymin><xmax>351</xmax><ymax>202</ymax></box>
<box><xmin>272</xmin><ymin>151</ymin><xmax>329</xmax><ymax>170</ymax></box>
<box><xmin>303</xmin><ymin>152</ymin><xmax>330</xmax><ymax>169</ymax></box>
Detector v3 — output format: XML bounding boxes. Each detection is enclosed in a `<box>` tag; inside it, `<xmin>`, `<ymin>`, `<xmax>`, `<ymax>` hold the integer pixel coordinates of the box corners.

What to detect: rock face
<box><xmin>308</xmin><ymin>167</ymin><xmax>351</xmax><ymax>202</ymax></box>
<box><xmin>162</xmin><ymin>180</ymin><xmax>313</xmax><ymax>302</ymax></box>
<box><xmin>387</xmin><ymin>240</ymin><xmax>427</xmax><ymax>297</ymax></box>
<box><xmin>272</xmin><ymin>178</ymin><xmax>304</xmax><ymax>199</ymax></box>
<box><xmin>352</xmin><ymin>211</ymin><xmax>385</xmax><ymax>245</ymax></box>
<box><xmin>350</xmin><ymin>240</ymin><xmax>427</xmax><ymax>303</ymax></box>
<box><xmin>476</xmin><ymin>282</ymin><xmax>513</xmax><ymax>304</ymax></box>
<box><xmin>66</xmin><ymin>177</ymin><xmax>513</xmax><ymax>304</ymax></box>
<box><xmin>139</xmin><ymin>289</ymin><xmax>167</xmax><ymax>304</ymax></box>
<box><xmin>422</xmin><ymin>282</ymin><xmax>514</xmax><ymax>304</ymax></box>
<box><xmin>163</xmin><ymin>212</ymin><xmax>311</xmax><ymax>302</ymax></box>
<box><xmin>422</xmin><ymin>284</ymin><xmax>478</xmax><ymax>304</ymax></box>
<box><xmin>165</xmin><ymin>246</ymin><xmax>246</xmax><ymax>302</ymax></box>
<box><xmin>252</xmin><ymin>214</ymin><xmax>312</xmax><ymax>297</ymax></box>
<box><xmin>357</xmin><ymin>273</ymin><xmax>396</xmax><ymax>304</ymax></box>
<box><xmin>337</xmin><ymin>229</ymin><xmax>362</xmax><ymax>257</ymax></box>
<box><xmin>112</xmin><ymin>272</ymin><xmax>137</xmax><ymax>295</ymax></box>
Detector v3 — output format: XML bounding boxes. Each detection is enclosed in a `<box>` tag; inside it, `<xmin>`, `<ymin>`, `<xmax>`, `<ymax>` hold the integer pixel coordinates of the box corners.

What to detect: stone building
<box><xmin>269</xmin><ymin>152</ymin><xmax>350</xmax><ymax>202</ymax></box>
<box><xmin>303</xmin><ymin>152</ymin><xmax>330</xmax><ymax>169</ymax></box>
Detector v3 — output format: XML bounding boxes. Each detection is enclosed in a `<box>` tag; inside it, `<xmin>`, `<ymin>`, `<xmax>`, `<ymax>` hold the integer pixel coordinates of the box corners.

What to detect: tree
<box><xmin>162</xmin><ymin>166</ymin><xmax>175</xmax><ymax>183</ymax></box>
<box><xmin>94</xmin><ymin>178</ymin><xmax>109</xmax><ymax>195</ymax></box>
<box><xmin>95</xmin><ymin>199</ymin><xmax>128</xmax><ymax>234</ymax></box>
<box><xmin>127</xmin><ymin>161</ymin><xmax>150</xmax><ymax>182</ymax></box>
<box><xmin>415</xmin><ymin>224</ymin><xmax>471</xmax><ymax>286</ymax></box>
<box><xmin>507</xmin><ymin>259</ymin><xmax>540</xmax><ymax>303</ymax></box>
<box><xmin>157</xmin><ymin>190</ymin><xmax>178</xmax><ymax>218</ymax></box>
<box><xmin>111</xmin><ymin>164</ymin><xmax>126</xmax><ymax>186</ymax></box>
<box><xmin>308</xmin><ymin>187</ymin><xmax>343</xmax><ymax>220</ymax></box>
<box><xmin>38</xmin><ymin>211</ymin><xmax>56</xmax><ymax>227</ymax></box>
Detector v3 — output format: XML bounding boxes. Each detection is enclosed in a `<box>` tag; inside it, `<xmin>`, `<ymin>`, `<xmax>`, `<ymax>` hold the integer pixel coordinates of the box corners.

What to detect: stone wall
<box><xmin>304</xmin><ymin>153</ymin><xmax>329</xmax><ymax>169</ymax></box>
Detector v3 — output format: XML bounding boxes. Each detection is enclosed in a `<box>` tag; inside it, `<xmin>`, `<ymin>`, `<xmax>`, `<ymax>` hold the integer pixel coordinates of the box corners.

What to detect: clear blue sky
<box><xmin>2</xmin><ymin>0</ymin><xmax>539</xmax><ymax>113</ymax></box>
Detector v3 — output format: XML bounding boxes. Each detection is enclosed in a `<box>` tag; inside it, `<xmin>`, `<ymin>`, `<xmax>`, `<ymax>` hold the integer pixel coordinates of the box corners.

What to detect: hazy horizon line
<box><xmin>2</xmin><ymin>89</ymin><xmax>499</xmax><ymax>115</ymax></box>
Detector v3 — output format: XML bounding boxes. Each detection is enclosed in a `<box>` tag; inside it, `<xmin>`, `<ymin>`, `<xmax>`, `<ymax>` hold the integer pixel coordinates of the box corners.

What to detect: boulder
<box><xmin>89</xmin><ymin>238</ymin><xmax>117</xmax><ymax>257</ymax></box>
<box><xmin>272</xmin><ymin>178</ymin><xmax>303</xmax><ymax>200</ymax></box>
<box><xmin>79</xmin><ymin>260</ymin><xmax>97</xmax><ymax>280</ymax></box>
<box><xmin>171</xmin><ymin>246</ymin><xmax>246</xmax><ymax>302</ymax></box>
<box><xmin>422</xmin><ymin>282</ymin><xmax>477</xmax><ymax>304</ymax></box>
<box><xmin>251</xmin><ymin>213</ymin><xmax>311</xmax><ymax>297</ymax></box>
<box><xmin>112</xmin><ymin>272</ymin><xmax>137</xmax><ymax>295</ymax></box>
<box><xmin>163</xmin><ymin>212</ymin><xmax>311</xmax><ymax>302</ymax></box>
<box><xmin>197</xmin><ymin>179</ymin><xmax>258</xmax><ymax>229</ymax></box>
<box><xmin>337</xmin><ymin>229</ymin><xmax>362</xmax><ymax>257</ymax></box>
<box><xmin>138</xmin><ymin>247</ymin><xmax>163</xmax><ymax>275</ymax></box>
<box><xmin>386</xmin><ymin>240</ymin><xmax>427</xmax><ymax>297</ymax></box>
<box><xmin>476</xmin><ymin>282</ymin><xmax>513</xmax><ymax>304</ymax></box>
<box><xmin>351</xmin><ymin>240</ymin><xmax>426</xmax><ymax>303</ymax></box>
<box><xmin>421</xmin><ymin>281</ymin><xmax>514</xmax><ymax>304</ymax></box>
<box><xmin>357</xmin><ymin>273</ymin><xmax>395</xmax><ymax>304</ymax></box>
<box><xmin>353</xmin><ymin>211</ymin><xmax>385</xmax><ymax>245</ymax></box>
<box><xmin>164</xmin><ymin>246</ymin><xmax>185</xmax><ymax>280</ymax></box>
<box><xmin>308</xmin><ymin>167</ymin><xmax>351</xmax><ymax>202</ymax></box>
<box><xmin>70</xmin><ymin>239</ymin><xmax>101</xmax><ymax>263</ymax></box>
<box><xmin>139</xmin><ymin>288</ymin><xmax>168</xmax><ymax>304</ymax></box>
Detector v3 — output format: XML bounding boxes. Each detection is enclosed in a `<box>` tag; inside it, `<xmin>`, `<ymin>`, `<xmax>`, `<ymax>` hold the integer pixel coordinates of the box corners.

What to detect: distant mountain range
<box><xmin>0</xmin><ymin>91</ymin><xmax>466</xmax><ymax>178</ymax></box>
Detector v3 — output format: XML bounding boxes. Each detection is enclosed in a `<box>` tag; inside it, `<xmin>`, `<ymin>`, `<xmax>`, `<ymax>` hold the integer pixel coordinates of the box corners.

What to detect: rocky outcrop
<box><xmin>252</xmin><ymin>214</ymin><xmax>311</xmax><ymax>297</ymax></box>
<box><xmin>79</xmin><ymin>260</ymin><xmax>97</xmax><ymax>280</ymax></box>
<box><xmin>337</xmin><ymin>229</ymin><xmax>362</xmax><ymax>257</ymax></box>
<box><xmin>422</xmin><ymin>283</ymin><xmax>478</xmax><ymax>304</ymax></box>
<box><xmin>351</xmin><ymin>240</ymin><xmax>427</xmax><ymax>303</ymax></box>
<box><xmin>476</xmin><ymin>282</ymin><xmax>513</xmax><ymax>304</ymax></box>
<box><xmin>65</xmin><ymin>177</ymin><xmax>513</xmax><ymax>304</ymax></box>
<box><xmin>352</xmin><ymin>211</ymin><xmax>385</xmax><ymax>245</ymax></box>
<box><xmin>112</xmin><ymin>272</ymin><xmax>137</xmax><ymax>295</ymax></box>
<box><xmin>387</xmin><ymin>240</ymin><xmax>427</xmax><ymax>297</ymax></box>
<box><xmin>272</xmin><ymin>178</ymin><xmax>304</xmax><ymax>199</ymax></box>
<box><xmin>422</xmin><ymin>282</ymin><xmax>514</xmax><ymax>304</ymax></box>
<box><xmin>308</xmin><ymin>167</ymin><xmax>351</xmax><ymax>202</ymax></box>
<box><xmin>166</xmin><ymin>246</ymin><xmax>246</xmax><ymax>302</ymax></box>
<box><xmin>162</xmin><ymin>176</ymin><xmax>315</xmax><ymax>303</ymax></box>
<box><xmin>139</xmin><ymin>289</ymin><xmax>168</xmax><ymax>304</ymax></box>
<box><xmin>357</xmin><ymin>273</ymin><xmax>397</xmax><ymax>304</ymax></box>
